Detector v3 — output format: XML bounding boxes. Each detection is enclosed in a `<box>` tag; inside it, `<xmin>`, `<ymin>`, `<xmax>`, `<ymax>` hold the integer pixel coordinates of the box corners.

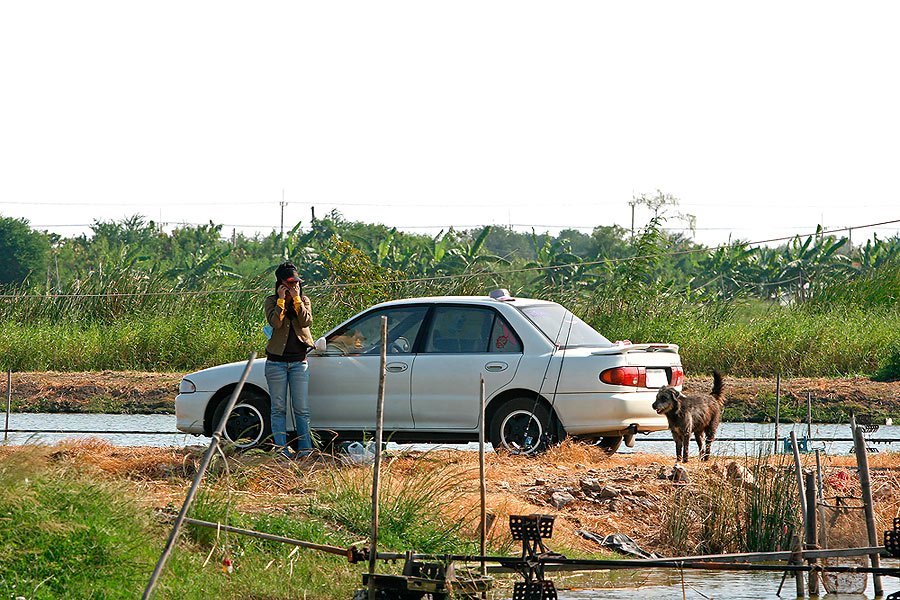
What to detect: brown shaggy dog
<box><xmin>652</xmin><ymin>370</ymin><xmax>724</xmax><ymax>462</ymax></box>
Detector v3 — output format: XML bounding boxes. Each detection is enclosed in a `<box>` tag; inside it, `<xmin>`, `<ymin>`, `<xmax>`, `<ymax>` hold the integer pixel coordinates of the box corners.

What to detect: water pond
<box><xmin>2</xmin><ymin>414</ymin><xmax>898</xmax><ymax>456</ymax></box>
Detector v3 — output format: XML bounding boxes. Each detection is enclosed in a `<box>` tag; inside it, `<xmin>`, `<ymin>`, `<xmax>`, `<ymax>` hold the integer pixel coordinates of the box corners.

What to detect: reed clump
<box><xmin>661</xmin><ymin>455</ymin><xmax>800</xmax><ymax>555</ymax></box>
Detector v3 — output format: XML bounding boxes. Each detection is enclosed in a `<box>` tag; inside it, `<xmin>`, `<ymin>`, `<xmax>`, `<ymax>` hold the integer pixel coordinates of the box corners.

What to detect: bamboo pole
<box><xmin>805</xmin><ymin>471</ymin><xmax>819</xmax><ymax>595</ymax></box>
<box><xmin>790</xmin><ymin>431</ymin><xmax>807</xmax><ymax>528</ymax></box>
<box><xmin>774</xmin><ymin>374</ymin><xmax>781</xmax><ymax>454</ymax></box>
<box><xmin>478</xmin><ymin>374</ymin><xmax>487</xmax><ymax>578</ymax></box>
<box><xmin>142</xmin><ymin>351</ymin><xmax>256</xmax><ymax>600</ymax></box>
<box><xmin>852</xmin><ymin>424</ymin><xmax>883</xmax><ymax>596</ymax></box>
<box><xmin>367</xmin><ymin>316</ymin><xmax>388</xmax><ymax>600</ymax></box>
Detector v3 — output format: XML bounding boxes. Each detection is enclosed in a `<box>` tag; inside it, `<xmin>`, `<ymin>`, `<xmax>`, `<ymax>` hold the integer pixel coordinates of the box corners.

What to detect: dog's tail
<box><xmin>711</xmin><ymin>369</ymin><xmax>724</xmax><ymax>403</ymax></box>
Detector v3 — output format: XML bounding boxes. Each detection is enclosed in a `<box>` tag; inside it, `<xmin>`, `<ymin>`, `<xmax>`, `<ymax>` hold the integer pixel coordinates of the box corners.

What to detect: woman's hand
<box><xmin>287</xmin><ymin>282</ymin><xmax>301</xmax><ymax>298</ymax></box>
<box><xmin>277</xmin><ymin>284</ymin><xmax>288</xmax><ymax>299</ymax></box>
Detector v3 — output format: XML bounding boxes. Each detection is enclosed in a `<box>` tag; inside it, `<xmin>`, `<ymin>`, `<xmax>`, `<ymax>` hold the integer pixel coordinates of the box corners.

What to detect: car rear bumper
<box><xmin>175</xmin><ymin>390</ymin><xmax>216</xmax><ymax>434</ymax></box>
<box><xmin>553</xmin><ymin>391</ymin><xmax>669</xmax><ymax>436</ymax></box>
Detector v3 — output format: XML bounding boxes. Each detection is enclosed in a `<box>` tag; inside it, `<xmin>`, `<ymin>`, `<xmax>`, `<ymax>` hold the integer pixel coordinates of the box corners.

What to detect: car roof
<box><xmin>371</xmin><ymin>295</ymin><xmax>555</xmax><ymax>309</ymax></box>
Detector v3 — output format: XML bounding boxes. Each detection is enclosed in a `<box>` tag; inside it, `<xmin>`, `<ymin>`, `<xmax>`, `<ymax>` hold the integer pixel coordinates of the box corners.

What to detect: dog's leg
<box><xmin>695</xmin><ymin>431</ymin><xmax>705</xmax><ymax>460</ymax></box>
<box><xmin>674</xmin><ymin>434</ymin><xmax>683</xmax><ymax>463</ymax></box>
<box><xmin>704</xmin><ymin>424</ymin><xmax>717</xmax><ymax>461</ymax></box>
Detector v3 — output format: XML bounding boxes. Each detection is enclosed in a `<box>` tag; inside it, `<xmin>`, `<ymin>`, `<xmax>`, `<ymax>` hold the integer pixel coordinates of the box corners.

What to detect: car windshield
<box><xmin>518</xmin><ymin>304</ymin><xmax>612</xmax><ymax>348</ymax></box>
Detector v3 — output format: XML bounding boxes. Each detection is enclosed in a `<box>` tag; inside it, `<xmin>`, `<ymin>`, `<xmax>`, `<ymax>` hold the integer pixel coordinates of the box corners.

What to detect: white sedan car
<box><xmin>175</xmin><ymin>291</ymin><xmax>683</xmax><ymax>454</ymax></box>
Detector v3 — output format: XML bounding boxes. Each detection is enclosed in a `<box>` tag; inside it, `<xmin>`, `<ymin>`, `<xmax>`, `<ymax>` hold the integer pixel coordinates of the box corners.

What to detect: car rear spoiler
<box><xmin>590</xmin><ymin>343</ymin><xmax>680</xmax><ymax>355</ymax></box>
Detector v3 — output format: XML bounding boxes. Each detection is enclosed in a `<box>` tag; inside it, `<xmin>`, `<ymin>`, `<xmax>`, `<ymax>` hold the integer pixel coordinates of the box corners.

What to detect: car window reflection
<box><xmin>319</xmin><ymin>307</ymin><xmax>428</xmax><ymax>356</ymax></box>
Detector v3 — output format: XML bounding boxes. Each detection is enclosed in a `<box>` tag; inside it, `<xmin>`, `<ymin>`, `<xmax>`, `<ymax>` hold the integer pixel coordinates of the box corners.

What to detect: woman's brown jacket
<box><xmin>264</xmin><ymin>294</ymin><xmax>315</xmax><ymax>356</ymax></box>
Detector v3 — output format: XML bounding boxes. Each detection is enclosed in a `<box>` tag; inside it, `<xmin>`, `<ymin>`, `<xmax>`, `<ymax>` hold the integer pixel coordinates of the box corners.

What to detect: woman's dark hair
<box><xmin>274</xmin><ymin>261</ymin><xmax>298</xmax><ymax>292</ymax></box>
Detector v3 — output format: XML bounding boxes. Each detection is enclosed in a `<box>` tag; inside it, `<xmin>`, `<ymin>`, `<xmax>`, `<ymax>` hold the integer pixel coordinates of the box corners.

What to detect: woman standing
<box><xmin>264</xmin><ymin>262</ymin><xmax>315</xmax><ymax>457</ymax></box>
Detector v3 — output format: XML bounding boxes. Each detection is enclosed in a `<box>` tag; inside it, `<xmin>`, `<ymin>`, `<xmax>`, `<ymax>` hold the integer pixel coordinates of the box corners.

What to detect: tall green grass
<box><xmin>2</xmin><ymin>263</ymin><xmax>899</xmax><ymax>376</ymax></box>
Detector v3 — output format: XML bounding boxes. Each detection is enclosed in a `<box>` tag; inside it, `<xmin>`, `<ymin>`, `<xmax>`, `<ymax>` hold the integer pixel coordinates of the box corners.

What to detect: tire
<box><xmin>596</xmin><ymin>435</ymin><xmax>623</xmax><ymax>455</ymax></box>
<box><xmin>490</xmin><ymin>398</ymin><xmax>553</xmax><ymax>455</ymax></box>
<box><xmin>211</xmin><ymin>392</ymin><xmax>272</xmax><ymax>450</ymax></box>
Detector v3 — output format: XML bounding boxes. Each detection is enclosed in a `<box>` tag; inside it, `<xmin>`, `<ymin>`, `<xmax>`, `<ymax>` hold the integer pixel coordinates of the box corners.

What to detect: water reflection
<box><xmin>555</xmin><ymin>567</ymin><xmax>899</xmax><ymax>599</ymax></box>
<box><xmin>3</xmin><ymin>416</ymin><xmax>900</xmax><ymax>456</ymax></box>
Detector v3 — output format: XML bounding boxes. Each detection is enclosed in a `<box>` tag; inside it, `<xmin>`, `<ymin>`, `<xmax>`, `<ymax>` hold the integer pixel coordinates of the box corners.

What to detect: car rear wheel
<box><xmin>211</xmin><ymin>392</ymin><xmax>271</xmax><ymax>450</ymax></box>
<box><xmin>490</xmin><ymin>398</ymin><xmax>553</xmax><ymax>455</ymax></box>
<box><xmin>596</xmin><ymin>435</ymin><xmax>623</xmax><ymax>455</ymax></box>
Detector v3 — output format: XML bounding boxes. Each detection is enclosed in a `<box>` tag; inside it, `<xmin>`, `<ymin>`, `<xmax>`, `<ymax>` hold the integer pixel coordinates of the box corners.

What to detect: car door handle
<box><xmin>386</xmin><ymin>362</ymin><xmax>408</xmax><ymax>373</ymax></box>
<box><xmin>484</xmin><ymin>361</ymin><xmax>508</xmax><ymax>372</ymax></box>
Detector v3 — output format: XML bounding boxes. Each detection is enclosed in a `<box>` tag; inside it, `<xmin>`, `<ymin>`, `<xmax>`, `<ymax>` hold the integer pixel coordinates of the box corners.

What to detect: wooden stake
<box><xmin>791</xmin><ymin>534</ymin><xmax>806</xmax><ymax>597</ymax></box>
<box><xmin>143</xmin><ymin>351</ymin><xmax>256</xmax><ymax>600</ymax></box>
<box><xmin>774</xmin><ymin>374</ymin><xmax>781</xmax><ymax>454</ymax></box>
<box><xmin>852</xmin><ymin>424</ymin><xmax>882</xmax><ymax>597</ymax></box>
<box><xmin>4</xmin><ymin>370</ymin><xmax>10</xmax><ymax>442</ymax></box>
<box><xmin>807</xmin><ymin>391</ymin><xmax>812</xmax><ymax>441</ymax></box>
<box><xmin>815</xmin><ymin>449</ymin><xmax>828</xmax><ymax>550</ymax></box>
<box><xmin>367</xmin><ymin>316</ymin><xmax>388</xmax><ymax>600</ymax></box>
<box><xmin>479</xmin><ymin>374</ymin><xmax>487</xmax><ymax>578</ymax></box>
<box><xmin>805</xmin><ymin>471</ymin><xmax>819</xmax><ymax>596</ymax></box>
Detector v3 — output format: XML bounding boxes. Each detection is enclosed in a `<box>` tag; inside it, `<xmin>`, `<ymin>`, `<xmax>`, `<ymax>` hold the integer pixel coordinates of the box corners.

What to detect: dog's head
<box><xmin>653</xmin><ymin>386</ymin><xmax>682</xmax><ymax>414</ymax></box>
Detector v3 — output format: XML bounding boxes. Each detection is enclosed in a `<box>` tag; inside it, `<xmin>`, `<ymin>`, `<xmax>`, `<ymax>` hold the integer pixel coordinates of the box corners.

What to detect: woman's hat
<box><xmin>275</xmin><ymin>262</ymin><xmax>303</xmax><ymax>283</ymax></box>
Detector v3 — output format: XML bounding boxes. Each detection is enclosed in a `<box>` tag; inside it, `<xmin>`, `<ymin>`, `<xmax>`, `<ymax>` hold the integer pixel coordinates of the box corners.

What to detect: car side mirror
<box><xmin>314</xmin><ymin>336</ymin><xmax>327</xmax><ymax>352</ymax></box>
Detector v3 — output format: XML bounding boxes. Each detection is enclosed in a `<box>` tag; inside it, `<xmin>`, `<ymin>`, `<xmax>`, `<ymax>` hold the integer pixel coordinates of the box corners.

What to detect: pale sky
<box><xmin>1</xmin><ymin>1</ymin><xmax>898</xmax><ymax>248</ymax></box>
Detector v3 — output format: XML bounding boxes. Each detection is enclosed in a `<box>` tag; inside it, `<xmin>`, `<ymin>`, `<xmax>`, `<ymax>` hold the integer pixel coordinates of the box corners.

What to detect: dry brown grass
<box><xmin>7</xmin><ymin>438</ymin><xmax>900</xmax><ymax>557</ymax></box>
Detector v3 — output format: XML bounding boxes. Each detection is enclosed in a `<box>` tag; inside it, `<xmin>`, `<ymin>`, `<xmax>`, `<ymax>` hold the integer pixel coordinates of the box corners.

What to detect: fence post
<box><xmin>479</xmin><ymin>374</ymin><xmax>487</xmax><ymax>578</ymax></box>
<box><xmin>774</xmin><ymin>373</ymin><xmax>781</xmax><ymax>454</ymax></box>
<box><xmin>805</xmin><ymin>471</ymin><xmax>819</xmax><ymax>595</ymax></box>
<box><xmin>367</xmin><ymin>316</ymin><xmax>388</xmax><ymax>600</ymax></box>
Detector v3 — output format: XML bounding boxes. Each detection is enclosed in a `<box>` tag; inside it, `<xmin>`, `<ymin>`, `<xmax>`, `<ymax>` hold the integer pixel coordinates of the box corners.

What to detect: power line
<box><xmin>29</xmin><ymin>221</ymin><xmax>900</xmax><ymax>233</ymax></box>
<box><xmin>7</xmin><ymin>198</ymin><xmax>900</xmax><ymax>209</ymax></box>
<box><xmin>2</xmin><ymin>218</ymin><xmax>897</xmax><ymax>300</ymax></box>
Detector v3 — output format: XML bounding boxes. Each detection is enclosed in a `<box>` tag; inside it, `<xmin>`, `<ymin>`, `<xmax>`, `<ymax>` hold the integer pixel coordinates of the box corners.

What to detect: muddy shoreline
<box><xmin>4</xmin><ymin>371</ymin><xmax>900</xmax><ymax>423</ymax></box>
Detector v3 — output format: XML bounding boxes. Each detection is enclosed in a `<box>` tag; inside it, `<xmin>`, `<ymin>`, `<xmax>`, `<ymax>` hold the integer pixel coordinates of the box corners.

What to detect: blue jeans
<box><xmin>265</xmin><ymin>360</ymin><xmax>311</xmax><ymax>455</ymax></box>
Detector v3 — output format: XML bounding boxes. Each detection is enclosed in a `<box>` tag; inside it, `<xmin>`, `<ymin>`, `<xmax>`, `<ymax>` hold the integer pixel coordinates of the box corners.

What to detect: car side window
<box><xmin>489</xmin><ymin>315</ymin><xmax>522</xmax><ymax>353</ymax></box>
<box><xmin>423</xmin><ymin>306</ymin><xmax>495</xmax><ymax>354</ymax></box>
<box><xmin>324</xmin><ymin>307</ymin><xmax>428</xmax><ymax>355</ymax></box>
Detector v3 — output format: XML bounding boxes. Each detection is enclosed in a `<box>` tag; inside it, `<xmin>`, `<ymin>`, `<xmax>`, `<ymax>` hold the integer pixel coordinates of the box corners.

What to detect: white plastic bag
<box><xmin>344</xmin><ymin>441</ymin><xmax>375</xmax><ymax>464</ymax></box>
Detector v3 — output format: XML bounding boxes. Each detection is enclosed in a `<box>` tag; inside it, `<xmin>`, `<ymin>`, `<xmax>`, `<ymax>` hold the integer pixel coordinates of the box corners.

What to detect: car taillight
<box><xmin>599</xmin><ymin>366</ymin><xmax>646</xmax><ymax>388</ymax></box>
<box><xmin>671</xmin><ymin>366</ymin><xmax>684</xmax><ymax>386</ymax></box>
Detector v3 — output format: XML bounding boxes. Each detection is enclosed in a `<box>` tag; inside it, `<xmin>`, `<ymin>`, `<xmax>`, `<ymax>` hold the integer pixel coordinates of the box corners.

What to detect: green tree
<box><xmin>0</xmin><ymin>216</ymin><xmax>51</xmax><ymax>286</ymax></box>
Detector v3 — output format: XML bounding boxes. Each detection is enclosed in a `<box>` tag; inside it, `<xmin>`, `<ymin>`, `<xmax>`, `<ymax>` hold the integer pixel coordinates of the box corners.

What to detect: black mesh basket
<box><xmin>512</xmin><ymin>580</ymin><xmax>557</xmax><ymax>600</ymax></box>
<box><xmin>509</xmin><ymin>515</ymin><xmax>555</xmax><ymax>541</ymax></box>
<box><xmin>885</xmin><ymin>517</ymin><xmax>900</xmax><ymax>558</ymax></box>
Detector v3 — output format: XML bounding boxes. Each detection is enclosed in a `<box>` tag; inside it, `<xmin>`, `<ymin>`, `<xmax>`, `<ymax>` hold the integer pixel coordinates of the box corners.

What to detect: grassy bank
<box><xmin>0</xmin><ymin>441</ymin><xmax>497</xmax><ymax>600</ymax></box>
<box><xmin>1</xmin><ymin>276</ymin><xmax>899</xmax><ymax>377</ymax></box>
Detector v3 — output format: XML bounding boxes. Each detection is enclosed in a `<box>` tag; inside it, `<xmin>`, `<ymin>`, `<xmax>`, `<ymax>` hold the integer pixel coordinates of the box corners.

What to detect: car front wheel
<box><xmin>490</xmin><ymin>398</ymin><xmax>553</xmax><ymax>455</ymax></box>
<box><xmin>211</xmin><ymin>392</ymin><xmax>272</xmax><ymax>450</ymax></box>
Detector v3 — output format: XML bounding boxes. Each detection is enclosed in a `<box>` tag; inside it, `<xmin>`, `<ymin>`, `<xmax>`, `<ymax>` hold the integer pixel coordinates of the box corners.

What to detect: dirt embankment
<box><xmin>4</xmin><ymin>371</ymin><xmax>182</xmax><ymax>413</ymax></box>
<box><xmin>4</xmin><ymin>371</ymin><xmax>900</xmax><ymax>421</ymax></box>
<box><xmin>685</xmin><ymin>375</ymin><xmax>900</xmax><ymax>423</ymax></box>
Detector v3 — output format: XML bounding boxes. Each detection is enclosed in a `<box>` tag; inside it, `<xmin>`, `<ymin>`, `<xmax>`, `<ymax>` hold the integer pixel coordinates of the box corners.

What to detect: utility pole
<box><xmin>628</xmin><ymin>197</ymin><xmax>636</xmax><ymax>239</ymax></box>
<box><xmin>280</xmin><ymin>189</ymin><xmax>286</xmax><ymax>238</ymax></box>
<box><xmin>310</xmin><ymin>206</ymin><xmax>316</xmax><ymax>223</ymax></box>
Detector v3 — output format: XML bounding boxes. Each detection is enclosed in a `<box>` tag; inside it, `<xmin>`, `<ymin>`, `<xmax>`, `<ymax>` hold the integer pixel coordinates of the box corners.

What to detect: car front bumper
<box><xmin>175</xmin><ymin>390</ymin><xmax>216</xmax><ymax>435</ymax></box>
